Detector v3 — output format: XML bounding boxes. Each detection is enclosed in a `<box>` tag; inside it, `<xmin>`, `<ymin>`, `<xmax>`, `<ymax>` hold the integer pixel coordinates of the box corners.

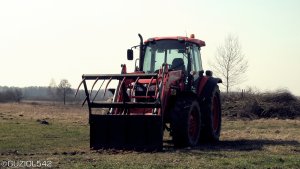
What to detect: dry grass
<box><xmin>222</xmin><ymin>119</ymin><xmax>300</xmax><ymax>140</ymax></box>
<box><xmin>0</xmin><ymin>102</ymin><xmax>88</xmax><ymax>124</ymax></box>
<box><xmin>0</xmin><ymin>102</ymin><xmax>299</xmax><ymax>168</ymax></box>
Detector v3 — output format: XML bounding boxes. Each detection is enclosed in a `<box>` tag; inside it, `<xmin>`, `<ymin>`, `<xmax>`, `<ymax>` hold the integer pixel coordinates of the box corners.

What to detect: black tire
<box><xmin>200</xmin><ymin>85</ymin><xmax>222</xmax><ymax>142</ymax></box>
<box><xmin>170</xmin><ymin>97</ymin><xmax>201</xmax><ymax>147</ymax></box>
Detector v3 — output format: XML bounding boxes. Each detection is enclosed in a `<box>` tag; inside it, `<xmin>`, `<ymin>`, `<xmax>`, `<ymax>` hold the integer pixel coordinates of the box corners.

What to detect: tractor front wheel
<box><xmin>171</xmin><ymin>97</ymin><xmax>201</xmax><ymax>147</ymax></box>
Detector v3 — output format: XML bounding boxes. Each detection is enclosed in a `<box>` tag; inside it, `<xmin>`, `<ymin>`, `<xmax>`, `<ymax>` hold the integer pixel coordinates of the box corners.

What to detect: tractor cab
<box><xmin>127</xmin><ymin>34</ymin><xmax>205</xmax><ymax>90</ymax></box>
<box><xmin>128</xmin><ymin>35</ymin><xmax>206</xmax><ymax>83</ymax></box>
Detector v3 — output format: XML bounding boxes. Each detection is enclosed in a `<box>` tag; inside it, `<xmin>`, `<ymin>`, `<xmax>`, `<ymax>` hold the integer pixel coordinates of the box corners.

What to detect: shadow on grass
<box><xmin>164</xmin><ymin>139</ymin><xmax>300</xmax><ymax>152</ymax></box>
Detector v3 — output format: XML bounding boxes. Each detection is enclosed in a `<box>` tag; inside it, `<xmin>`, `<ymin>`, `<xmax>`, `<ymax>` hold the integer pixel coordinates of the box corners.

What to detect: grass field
<box><xmin>0</xmin><ymin>102</ymin><xmax>299</xmax><ymax>169</ymax></box>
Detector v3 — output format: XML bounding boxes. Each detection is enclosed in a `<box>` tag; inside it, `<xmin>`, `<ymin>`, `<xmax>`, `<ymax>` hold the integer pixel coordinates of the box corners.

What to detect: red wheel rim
<box><xmin>212</xmin><ymin>95</ymin><xmax>220</xmax><ymax>133</ymax></box>
<box><xmin>188</xmin><ymin>108</ymin><xmax>199</xmax><ymax>142</ymax></box>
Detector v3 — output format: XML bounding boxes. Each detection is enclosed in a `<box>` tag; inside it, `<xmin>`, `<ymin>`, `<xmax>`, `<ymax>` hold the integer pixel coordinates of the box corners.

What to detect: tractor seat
<box><xmin>171</xmin><ymin>58</ymin><xmax>186</xmax><ymax>72</ymax></box>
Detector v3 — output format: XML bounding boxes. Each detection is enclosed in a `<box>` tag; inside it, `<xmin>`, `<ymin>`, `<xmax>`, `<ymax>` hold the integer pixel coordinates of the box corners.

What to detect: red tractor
<box><xmin>77</xmin><ymin>34</ymin><xmax>222</xmax><ymax>151</ymax></box>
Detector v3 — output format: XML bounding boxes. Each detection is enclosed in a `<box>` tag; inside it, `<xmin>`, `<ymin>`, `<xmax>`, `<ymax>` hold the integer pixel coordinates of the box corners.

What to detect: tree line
<box><xmin>0</xmin><ymin>87</ymin><xmax>23</xmax><ymax>102</ymax></box>
<box><xmin>0</xmin><ymin>79</ymin><xmax>84</xmax><ymax>104</ymax></box>
<box><xmin>0</xmin><ymin>79</ymin><xmax>112</xmax><ymax>104</ymax></box>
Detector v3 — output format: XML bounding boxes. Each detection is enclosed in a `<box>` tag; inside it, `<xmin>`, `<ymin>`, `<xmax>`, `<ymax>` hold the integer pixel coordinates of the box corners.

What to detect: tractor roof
<box><xmin>145</xmin><ymin>36</ymin><xmax>206</xmax><ymax>47</ymax></box>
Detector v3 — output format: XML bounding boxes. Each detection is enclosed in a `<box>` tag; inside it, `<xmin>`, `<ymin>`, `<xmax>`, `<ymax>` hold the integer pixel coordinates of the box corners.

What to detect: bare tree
<box><xmin>57</xmin><ymin>79</ymin><xmax>73</xmax><ymax>105</ymax></box>
<box><xmin>210</xmin><ymin>34</ymin><xmax>248</xmax><ymax>93</ymax></box>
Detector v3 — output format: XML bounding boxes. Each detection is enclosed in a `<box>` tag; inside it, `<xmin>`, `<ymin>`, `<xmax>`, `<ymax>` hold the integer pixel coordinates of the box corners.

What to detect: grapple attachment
<box><xmin>77</xmin><ymin>73</ymin><xmax>163</xmax><ymax>151</ymax></box>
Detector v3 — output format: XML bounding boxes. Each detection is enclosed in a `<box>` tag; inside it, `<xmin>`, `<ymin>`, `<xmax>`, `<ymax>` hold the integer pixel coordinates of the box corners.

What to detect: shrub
<box><xmin>222</xmin><ymin>90</ymin><xmax>300</xmax><ymax>119</ymax></box>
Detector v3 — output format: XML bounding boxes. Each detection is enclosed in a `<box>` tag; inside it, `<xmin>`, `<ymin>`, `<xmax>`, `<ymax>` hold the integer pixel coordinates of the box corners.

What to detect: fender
<box><xmin>197</xmin><ymin>76</ymin><xmax>222</xmax><ymax>99</ymax></box>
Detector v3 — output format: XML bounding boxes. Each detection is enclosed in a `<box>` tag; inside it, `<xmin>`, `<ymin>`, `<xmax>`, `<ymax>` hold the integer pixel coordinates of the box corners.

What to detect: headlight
<box><xmin>135</xmin><ymin>84</ymin><xmax>156</xmax><ymax>92</ymax></box>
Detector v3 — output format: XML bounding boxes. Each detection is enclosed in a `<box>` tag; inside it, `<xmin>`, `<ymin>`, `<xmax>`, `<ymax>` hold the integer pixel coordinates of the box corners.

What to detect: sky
<box><xmin>0</xmin><ymin>0</ymin><xmax>300</xmax><ymax>95</ymax></box>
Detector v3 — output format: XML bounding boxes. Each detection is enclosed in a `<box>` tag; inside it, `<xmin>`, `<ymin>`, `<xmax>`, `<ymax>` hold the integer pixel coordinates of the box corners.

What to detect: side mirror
<box><xmin>127</xmin><ymin>49</ymin><xmax>133</xmax><ymax>60</ymax></box>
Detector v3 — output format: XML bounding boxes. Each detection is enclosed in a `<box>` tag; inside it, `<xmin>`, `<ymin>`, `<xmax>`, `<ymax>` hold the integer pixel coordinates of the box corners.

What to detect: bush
<box><xmin>222</xmin><ymin>90</ymin><xmax>300</xmax><ymax>119</ymax></box>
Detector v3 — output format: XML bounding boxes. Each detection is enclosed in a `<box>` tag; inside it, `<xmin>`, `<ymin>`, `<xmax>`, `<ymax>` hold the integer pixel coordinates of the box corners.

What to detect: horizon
<box><xmin>1</xmin><ymin>85</ymin><xmax>299</xmax><ymax>98</ymax></box>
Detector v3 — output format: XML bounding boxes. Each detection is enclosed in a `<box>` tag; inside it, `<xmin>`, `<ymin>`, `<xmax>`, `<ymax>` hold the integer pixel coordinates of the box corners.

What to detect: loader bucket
<box><xmin>90</xmin><ymin>114</ymin><xmax>163</xmax><ymax>151</ymax></box>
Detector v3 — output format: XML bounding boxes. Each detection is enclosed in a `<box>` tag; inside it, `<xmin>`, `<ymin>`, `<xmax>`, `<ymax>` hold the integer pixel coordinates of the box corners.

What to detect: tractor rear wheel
<box><xmin>171</xmin><ymin>97</ymin><xmax>201</xmax><ymax>147</ymax></box>
<box><xmin>200</xmin><ymin>85</ymin><xmax>222</xmax><ymax>143</ymax></box>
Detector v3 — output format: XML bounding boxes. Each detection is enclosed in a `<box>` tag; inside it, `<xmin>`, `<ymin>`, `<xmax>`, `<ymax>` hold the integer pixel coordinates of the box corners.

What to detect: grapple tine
<box><xmin>144</xmin><ymin>77</ymin><xmax>154</xmax><ymax>115</ymax></box>
<box><xmin>75</xmin><ymin>78</ymin><xmax>85</xmax><ymax>98</ymax></box>
<box><xmin>102</xmin><ymin>77</ymin><xmax>113</xmax><ymax>99</ymax></box>
<box><xmin>117</xmin><ymin>77</ymin><xmax>126</xmax><ymax>97</ymax></box>
<box><xmin>146</xmin><ymin>77</ymin><xmax>154</xmax><ymax>99</ymax></box>
<box><xmin>82</xmin><ymin>97</ymin><xmax>87</xmax><ymax>107</ymax></box>
<box><xmin>92</xmin><ymin>79</ymin><xmax>106</xmax><ymax>102</ymax></box>
<box><xmin>90</xmin><ymin>77</ymin><xmax>100</xmax><ymax>97</ymax></box>
<box><xmin>131</xmin><ymin>77</ymin><xmax>140</xmax><ymax>97</ymax></box>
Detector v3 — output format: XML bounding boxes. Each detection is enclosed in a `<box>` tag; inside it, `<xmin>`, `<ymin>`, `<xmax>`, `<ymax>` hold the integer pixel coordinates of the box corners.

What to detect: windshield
<box><xmin>143</xmin><ymin>40</ymin><xmax>188</xmax><ymax>73</ymax></box>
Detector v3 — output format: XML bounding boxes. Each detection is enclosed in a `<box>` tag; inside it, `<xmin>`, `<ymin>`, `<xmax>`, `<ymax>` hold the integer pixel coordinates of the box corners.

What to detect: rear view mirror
<box><xmin>127</xmin><ymin>49</ymin><xmax>133</xmax><ymax>60</ymax></box>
